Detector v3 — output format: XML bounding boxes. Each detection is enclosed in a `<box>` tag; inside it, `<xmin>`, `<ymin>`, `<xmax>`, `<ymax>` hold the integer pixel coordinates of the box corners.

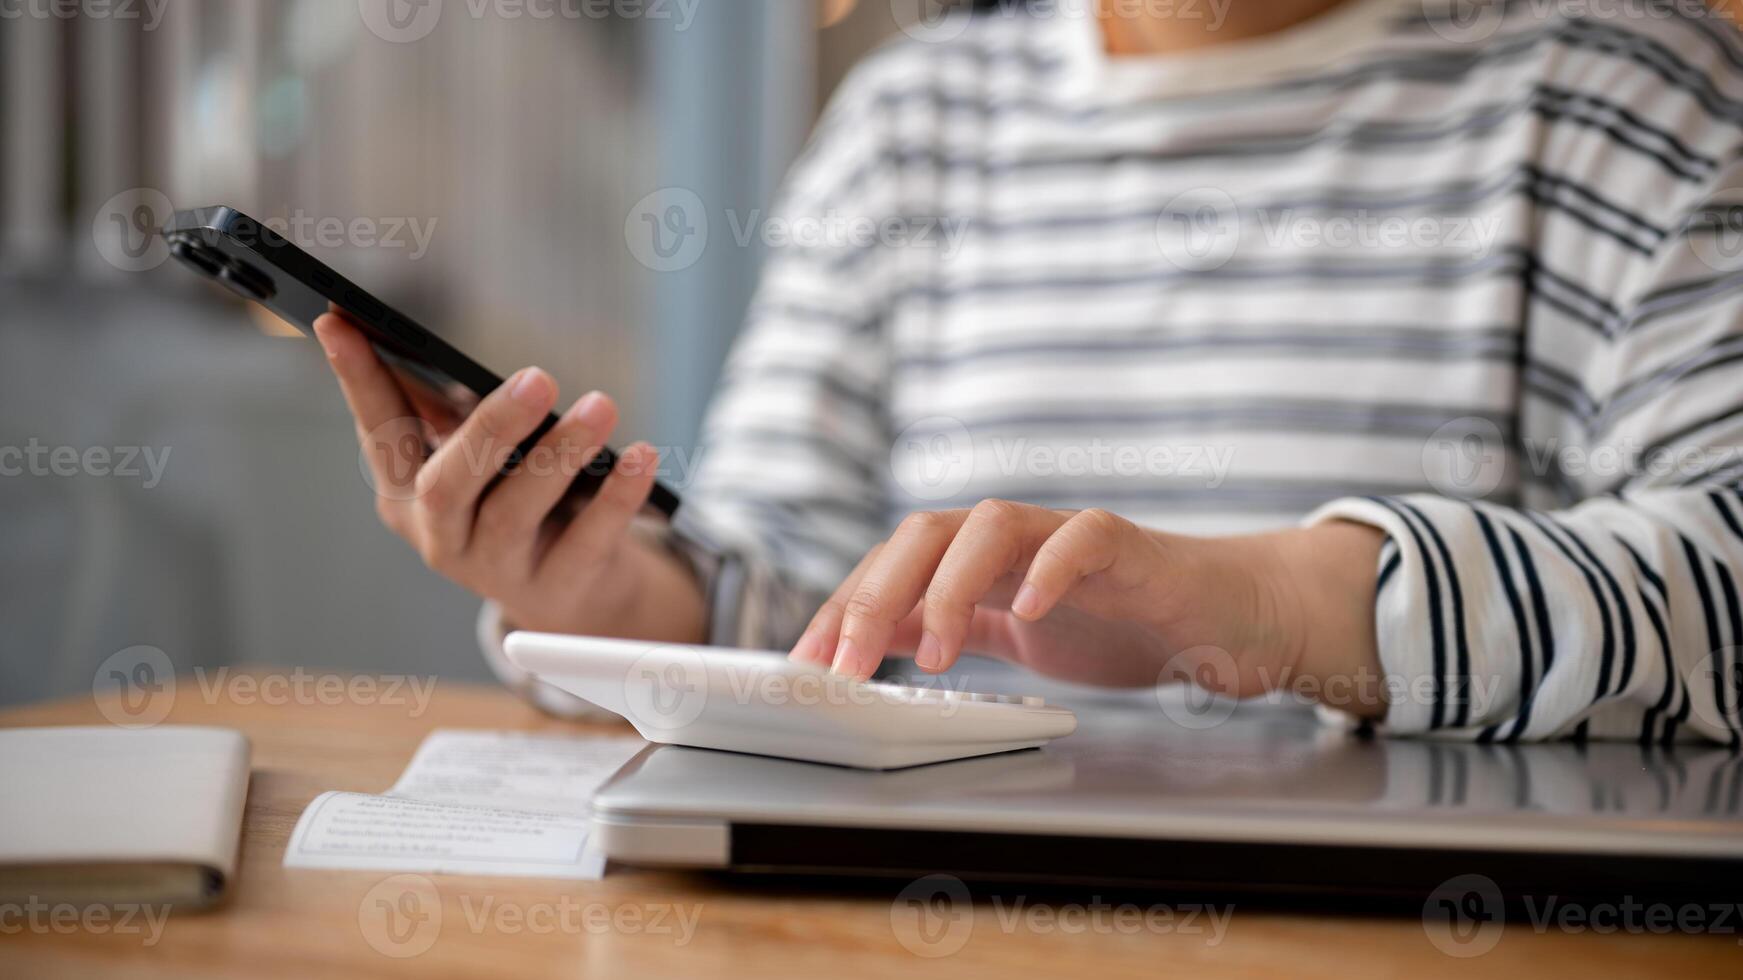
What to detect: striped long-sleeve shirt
<box><xmin>494</xmin><ymin>0</ymin><xmax>1743</xmax><ymax>743</ymax></box>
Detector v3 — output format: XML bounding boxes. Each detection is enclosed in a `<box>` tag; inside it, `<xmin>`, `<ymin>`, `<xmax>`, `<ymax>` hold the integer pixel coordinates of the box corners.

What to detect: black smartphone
<box><xmin>161</xmin><ymin>205</ymin><xmax>680</xmax><ymax>518</ymax></box>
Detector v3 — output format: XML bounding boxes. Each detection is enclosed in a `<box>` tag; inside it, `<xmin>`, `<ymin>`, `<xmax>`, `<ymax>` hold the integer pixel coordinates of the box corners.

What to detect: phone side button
<box><xmin>344</xmin><ymin>288</ymin><xmax>385</xmax><ymax>323</ymax></box>
<box><xmin>384</xmin><ymin>315</ymin><xmax>428</xmax><ymax>349</ymax></box>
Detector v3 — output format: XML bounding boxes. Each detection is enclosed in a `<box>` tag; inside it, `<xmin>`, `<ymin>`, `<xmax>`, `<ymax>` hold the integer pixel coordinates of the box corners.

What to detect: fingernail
<box><xmin>313</xmin><ymin>321</ymin><xmax>339</xmax><ymax>359</ymax></box>
<box><xmin>830</xmin><ymin>638</ymin><xmax>860</xmax><ymax>677</ymax></box>
<box><xmin>1011</xmin><ymin>584</ymin><xmax>1041</xmax><ymax>619</ymax></box>
<box><xmin>915</xmin><ymin>632</ymin><xmax>942</xmax><ymax>671</ymax></box>
<box><xmin>789</xmin><ymin>628</ymin><xmax>822</xmax><ymax>666</ymax></box>
<box><xmin>567</xmin><ymin>390</ymin><xmax>609</xmax><ymax>427</ymax></box>
<box><xmin>619</xmin><ymin>442</ymin><xmax>657</xmax><ymax>477</ymax></box>
<box><xmin>511</xmin><ymin>369</ymin><xmax>550</xmax><ymax>407</ymax></box>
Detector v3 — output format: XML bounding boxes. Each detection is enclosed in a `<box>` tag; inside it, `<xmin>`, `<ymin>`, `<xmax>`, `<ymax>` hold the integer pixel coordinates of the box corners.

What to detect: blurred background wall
<box><xmin>0</xmin><ymin>0</ymin><xmax>916</xmax><ymax>705</ymax></box>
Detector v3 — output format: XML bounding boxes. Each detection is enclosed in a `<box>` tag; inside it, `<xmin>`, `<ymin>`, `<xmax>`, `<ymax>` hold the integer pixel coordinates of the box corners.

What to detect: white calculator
<box><xmin>503</xmin><ymin>632</ymin><xmax>1078</xmax><ymax>770</ymax></box>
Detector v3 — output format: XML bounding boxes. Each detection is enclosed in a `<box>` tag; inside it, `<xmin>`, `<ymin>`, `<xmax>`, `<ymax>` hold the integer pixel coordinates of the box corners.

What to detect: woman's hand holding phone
<box><xmin>312</xmin><ymin>313</ymin><xmax>707</xmax><ymax>643</ymax></box>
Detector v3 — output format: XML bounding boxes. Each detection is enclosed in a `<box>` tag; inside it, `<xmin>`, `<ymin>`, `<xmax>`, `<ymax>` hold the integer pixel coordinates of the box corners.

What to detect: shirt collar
<box><xmin>1040</xmin><ymin>0</ymin><xmax>1409</xmax><ymax>104</ymax></box>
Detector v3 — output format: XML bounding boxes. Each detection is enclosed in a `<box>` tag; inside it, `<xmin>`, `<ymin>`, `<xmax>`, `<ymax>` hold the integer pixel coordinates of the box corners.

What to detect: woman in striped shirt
<box><xmin>315</xmin><ymin>0</ymin><xmax>1743</xmax><ymax>743</ymax></box>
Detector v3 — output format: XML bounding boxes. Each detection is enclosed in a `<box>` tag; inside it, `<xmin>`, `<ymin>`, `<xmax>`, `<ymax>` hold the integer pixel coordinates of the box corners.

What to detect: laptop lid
<box><xmin>588</xmin><ymin>690</ymin><xmax>1743</xmax><ymax>899</ymax></box>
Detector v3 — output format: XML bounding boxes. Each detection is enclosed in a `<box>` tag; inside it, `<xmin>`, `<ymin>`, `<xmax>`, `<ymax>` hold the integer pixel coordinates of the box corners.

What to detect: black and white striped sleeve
<box><xmin>1309</xmin><ymin>161</ymin><xmax>1743</xmax><ymax>745</ymax></box>
<box><xmin>675</xmin><ymin>54</ymin><xmax>901</xmax><ymax>652</ymax></box>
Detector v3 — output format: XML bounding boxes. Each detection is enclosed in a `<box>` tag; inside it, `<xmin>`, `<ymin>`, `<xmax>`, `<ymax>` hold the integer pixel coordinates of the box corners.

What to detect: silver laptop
<box><xmin>588</xmin><ymin>665</ymin><xmax>1743</xmax><ymax>898</ymax></box>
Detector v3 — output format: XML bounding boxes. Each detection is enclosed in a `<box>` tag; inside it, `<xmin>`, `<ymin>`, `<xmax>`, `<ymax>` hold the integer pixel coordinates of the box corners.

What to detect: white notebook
<box><xmin>0</xmin><ymin>726</ymin><xmax>251</xmax><ymax>908</ymax></box>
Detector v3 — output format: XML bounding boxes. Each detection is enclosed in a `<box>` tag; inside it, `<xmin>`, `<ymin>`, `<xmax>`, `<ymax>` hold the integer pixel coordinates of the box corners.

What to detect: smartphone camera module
<box><xmin>166</xmin><ymin>234</ymin><xmax>278</xmax><ymax>303</ymax></box>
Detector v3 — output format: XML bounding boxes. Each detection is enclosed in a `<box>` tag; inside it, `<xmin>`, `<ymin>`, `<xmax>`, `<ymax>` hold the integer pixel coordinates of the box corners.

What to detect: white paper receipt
<box><xmin>283</xmin><ymin>731</ymin><xmax>645</xmax><ymax>880</ymax></box>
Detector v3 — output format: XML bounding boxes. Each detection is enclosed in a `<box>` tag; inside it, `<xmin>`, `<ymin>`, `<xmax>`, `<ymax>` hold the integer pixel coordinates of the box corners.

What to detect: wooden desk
<box><xmin>1</xmin><ymin>670</ymin><xmax>1736</xmax><ymax>979</ymax></box>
